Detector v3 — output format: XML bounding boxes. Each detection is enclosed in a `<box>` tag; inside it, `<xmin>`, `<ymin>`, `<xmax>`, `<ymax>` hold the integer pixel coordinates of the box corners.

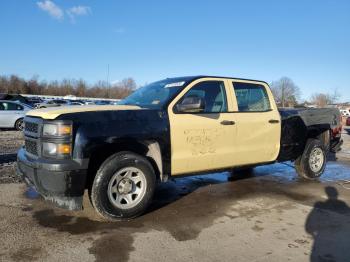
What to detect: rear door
<box><xmin>0</xmin><ymin>102</ymin><xmax>7</xmax><ymax>127</ymax></box>
<box><xmin>0</xmin><ymin>102</ymin><xmax>24</xmax><ymax>128</ymax></box>
<box><xmin>229</xmin><ymin>80</ymin><xmax>281</xmax><ymax>165</ymax></box>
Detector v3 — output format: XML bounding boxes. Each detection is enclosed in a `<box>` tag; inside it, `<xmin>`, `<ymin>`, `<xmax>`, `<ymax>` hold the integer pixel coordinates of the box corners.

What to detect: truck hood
<box><xmin>26</xmin><ymin>105</ymin><xmax>142</xmax><ymax>120</ymax></box>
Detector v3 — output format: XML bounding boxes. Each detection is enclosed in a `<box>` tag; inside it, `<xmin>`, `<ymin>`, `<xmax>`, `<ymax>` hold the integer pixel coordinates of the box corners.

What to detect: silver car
<box><xmin>0</xmin><ymin>100</ymin><xmax>33</xmax><ymax>131</ymax></box>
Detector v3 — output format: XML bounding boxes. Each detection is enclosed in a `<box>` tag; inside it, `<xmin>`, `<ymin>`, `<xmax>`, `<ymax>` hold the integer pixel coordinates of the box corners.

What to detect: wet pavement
<box><xmin>0</xmin><ymin>159</ymin><xmax>350</xmax><ymax>262</ymax></box>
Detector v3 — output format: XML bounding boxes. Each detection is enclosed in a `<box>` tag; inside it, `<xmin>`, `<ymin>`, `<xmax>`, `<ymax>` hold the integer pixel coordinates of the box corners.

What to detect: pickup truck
<box><xmin>17</xmin><ymin>76</ymin><xmax>342</xmax><ymax>220</ymax></box>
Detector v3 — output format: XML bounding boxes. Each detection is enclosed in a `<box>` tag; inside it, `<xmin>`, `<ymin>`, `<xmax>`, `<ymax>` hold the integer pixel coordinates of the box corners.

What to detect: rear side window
<box><xmin>232</xmin><ymin>82</ymin><xmax>271</xmax><ymax>112</ymax></box>
<box><xmin>0</xmin><ymin>102</ymin><xmax>23</xmax><ymax>111</ymax></box>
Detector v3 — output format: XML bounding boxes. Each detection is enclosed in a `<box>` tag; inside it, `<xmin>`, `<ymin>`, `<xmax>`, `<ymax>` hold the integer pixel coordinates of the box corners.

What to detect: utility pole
<box><xmin>107</xmin><ymin>64</ymin><xmax>110</xmax><ymax>98</ymax></box>
<box><xmin>281</xmin><ymin>84</ymin><xmax>285</xmax><ymax>108</ymax></box>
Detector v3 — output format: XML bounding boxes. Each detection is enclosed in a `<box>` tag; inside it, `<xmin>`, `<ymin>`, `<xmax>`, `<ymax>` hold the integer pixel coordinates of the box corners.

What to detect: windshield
<box><xmin>118</xmin><ymin>78</ymin><xmax>191</xmax><ymax>109</ymax></box>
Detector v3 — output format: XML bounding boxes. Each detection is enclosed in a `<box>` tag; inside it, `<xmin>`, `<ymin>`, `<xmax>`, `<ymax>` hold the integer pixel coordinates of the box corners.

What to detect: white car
<box><xmin>0</xmin><ymin>100</ymin><xmax>33</xmax><ymax>130</ymax></box>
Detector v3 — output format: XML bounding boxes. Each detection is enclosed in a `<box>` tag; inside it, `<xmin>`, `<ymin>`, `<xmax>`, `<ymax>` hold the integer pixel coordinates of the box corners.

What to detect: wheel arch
<box><xmin>85</xmin><ymin>138</ymin><xmax>163</xmax><ymax>189</ymax></box>
<box><xmin>306</xmin><ymin>124</ymin><xmax>331</xmax><ymax>150</ymax></box>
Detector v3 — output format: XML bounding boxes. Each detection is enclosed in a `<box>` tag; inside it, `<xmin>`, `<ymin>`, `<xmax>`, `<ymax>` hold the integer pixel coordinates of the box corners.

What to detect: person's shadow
<box><xmin>305</xmin><ymin>186</ymin><xmax>350</xmax><ymax>262</ymax></box>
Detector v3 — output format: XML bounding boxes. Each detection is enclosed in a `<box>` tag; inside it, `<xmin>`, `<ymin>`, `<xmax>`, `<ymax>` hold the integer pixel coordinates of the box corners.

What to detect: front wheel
<box><xmin>295</xmin><ymin>139</ymin><xmax>326</xmax><ymax>180</ymax></box>
<box><xmin>90</xmin><ymin>151</ymin><xmax>156</xmax><ymax>220</ymax></box>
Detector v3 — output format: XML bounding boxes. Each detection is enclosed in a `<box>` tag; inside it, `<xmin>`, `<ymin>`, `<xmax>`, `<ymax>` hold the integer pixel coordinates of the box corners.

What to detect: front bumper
<box><xmin>17</xmin><ymin>147</ymin><xmax>88</xmax><ymax>210</ymax></box>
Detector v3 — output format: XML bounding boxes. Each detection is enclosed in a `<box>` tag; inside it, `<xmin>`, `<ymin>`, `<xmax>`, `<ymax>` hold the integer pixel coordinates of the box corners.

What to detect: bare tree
<box><xmin>310</xmin><ymin>90</ymin><xmax>341</xmax><ymax>107</ymax></box>
<box><xmin>270</xmin><ymin>77</ymin><xmax>300</xmax><ymax>107</ymax></box>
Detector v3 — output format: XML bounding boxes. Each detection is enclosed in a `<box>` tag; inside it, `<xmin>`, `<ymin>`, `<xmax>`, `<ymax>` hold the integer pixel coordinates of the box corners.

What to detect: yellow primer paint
<box><xmin>168</xmin><ymin>78</ymin><xmax>237</xmax><ymax>175</ymax></box>
<box><xmin>26</xmin><ymin>105</ymin><xmax>141</xmax><ymax>120</ymax></box>
<box><xmin>168</xmin><ymin>77</ymin><xmax>281</xmax><ymax>175</ymax></box>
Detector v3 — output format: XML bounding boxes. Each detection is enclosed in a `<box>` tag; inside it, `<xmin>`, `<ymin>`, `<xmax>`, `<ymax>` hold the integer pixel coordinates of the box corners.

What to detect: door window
<box><xmin>178</xmin><ymin>81</ymin><xmax>227</xmax><ymax>113</ymax></box>
<box><xmin>233</xmin><ymin>82</ymin><xmax>271</xmax><ymax>112</ymax></box>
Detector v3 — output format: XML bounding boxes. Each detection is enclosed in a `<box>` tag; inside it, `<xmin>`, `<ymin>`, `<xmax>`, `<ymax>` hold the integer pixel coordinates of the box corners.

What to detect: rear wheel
<box><xmin>90</xmin><ymin>151</ymin><xmax>156</xmax><ymax>220</ymax></box>
<box><xmin>295</xmin><ymin>139</ymin><xmax>326</xmax><ymax>180</ymax></box>
<box><xmin>15</xmin><ymin>118</ymin><xmax>24</xmax><ymax>131</ymax></box>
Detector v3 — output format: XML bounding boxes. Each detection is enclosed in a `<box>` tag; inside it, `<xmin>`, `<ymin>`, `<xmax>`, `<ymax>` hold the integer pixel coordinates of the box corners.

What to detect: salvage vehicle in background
<box><xmin>17</xmin><ymin>76</ymin><xmax>342</xmax><ymax>220</ymax></box>
<box><xmin>0</xmin><ymin>100</ymin><xmax>33</xmax><ymax>130</ymax></box>
<box><xmin>36</xmin><ymin>99</ymin><xmax>87</xmax><ymax>108</ymax></box>
<box><xmin>36</xmin><ymin>99</ymin><xmax>69</xmax><ymax>108</ymax></box>
<box><xmin>0</xmin><ymin>93</ymin><xmax>34</xmax><ymax>107</ymax></box>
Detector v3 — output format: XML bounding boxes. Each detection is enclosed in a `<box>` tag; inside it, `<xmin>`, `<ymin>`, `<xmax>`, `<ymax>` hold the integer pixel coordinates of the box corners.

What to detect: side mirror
<box><xmin>176</xmin><ymin>96</ymin><xmax>205</xmax><ymax>113</ymax></box>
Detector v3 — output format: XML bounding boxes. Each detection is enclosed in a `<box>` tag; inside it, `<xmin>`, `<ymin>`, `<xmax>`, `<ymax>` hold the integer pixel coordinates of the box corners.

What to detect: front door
<box><xmin>168</xmin><ymin>78</ymin><xmax>236</xmax><ymax>175</ymax></box>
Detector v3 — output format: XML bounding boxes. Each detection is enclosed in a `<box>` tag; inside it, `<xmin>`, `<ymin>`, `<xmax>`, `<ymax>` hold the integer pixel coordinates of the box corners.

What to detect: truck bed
<box><xmin>278</xmin><ymin>108</ymin><xmax>341</xmax><ymax>161</ymax></box>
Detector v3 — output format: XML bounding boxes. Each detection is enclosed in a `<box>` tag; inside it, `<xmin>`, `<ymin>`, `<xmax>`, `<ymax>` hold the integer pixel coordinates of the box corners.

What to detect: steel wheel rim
<box><xmin>309</xmin><ymin>148</ymin><xmax>324</xmax><ymax>173</ymax></box>
<box><xmin>107</xmin><ymin>167</ymin><xmax>147</xmax><ymax>209</ymax></box>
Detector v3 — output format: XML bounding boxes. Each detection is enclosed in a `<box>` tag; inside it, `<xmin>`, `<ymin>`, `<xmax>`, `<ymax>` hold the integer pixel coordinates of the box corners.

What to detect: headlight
<box><xmin>42</xmin><ymin>142</ymin><xmax>72</xmax><ymax>158</ymax></box>
<box><xmin>43</xmin><ymin>123</ymin><xmax>72</xmax><ymax>137</ymax></box>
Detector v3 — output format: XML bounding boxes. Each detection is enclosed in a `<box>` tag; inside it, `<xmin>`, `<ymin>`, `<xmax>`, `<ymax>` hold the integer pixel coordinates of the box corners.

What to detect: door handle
<box><xmin>269</xmin><ymin>119</ymin><xmax>280</xmax><ymax>124</ymax></box>
<box><xmin>221</xmin><ymin>120</ymin><xmax>235</xmax><ymax>125</ymax></box>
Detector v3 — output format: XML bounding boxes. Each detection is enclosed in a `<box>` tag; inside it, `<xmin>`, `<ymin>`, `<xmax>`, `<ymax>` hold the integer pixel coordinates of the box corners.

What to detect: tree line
<box><xmin>270</xmin><ymin>77</ymin><xmax>341</xmax><ymax>108</ymax></box>
<box><xmin>0</xmin><ymin>75</ymin><xmax>136</xmax><ymax>99</ymax></box>
<box><xmin>0</xmin><ymin>74</ymin><xmax>342</xmax><ymax>107</ymax></box>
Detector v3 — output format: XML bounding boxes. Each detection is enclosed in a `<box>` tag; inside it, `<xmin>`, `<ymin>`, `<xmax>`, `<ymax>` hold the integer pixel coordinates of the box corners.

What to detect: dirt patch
<box><xmin>10</xmin><ymin>247</ymin><xmax>43</xmax><ymax>262</ymax></box>
<box><xmin>0</xmin><ymin>130</ymin><xmax>23</xmax><ymax>184</ymax></box>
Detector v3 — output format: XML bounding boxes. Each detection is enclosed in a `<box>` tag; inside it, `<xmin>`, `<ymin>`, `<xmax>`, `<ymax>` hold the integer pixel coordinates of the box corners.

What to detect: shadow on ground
<box><xmin>306</xmin><ymin>186</ymin><xmax>350</xmax><ymax>261</ymax></box>
<box><xmin>0</xmin><ymin>153</ymin><xmax>17</xmax><ymax>164</ymax></box>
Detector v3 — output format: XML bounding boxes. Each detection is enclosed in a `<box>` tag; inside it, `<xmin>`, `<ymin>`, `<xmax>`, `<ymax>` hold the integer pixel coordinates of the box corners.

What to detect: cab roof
<box><xmin>166</xmin><ymin>75</ymin><xmax>268</xmax><ymax>86</ymax></box>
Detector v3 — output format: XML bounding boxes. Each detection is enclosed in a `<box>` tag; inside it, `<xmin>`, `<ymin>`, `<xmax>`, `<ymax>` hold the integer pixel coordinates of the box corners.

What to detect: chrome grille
<box><xmin>25</xmin><ymin>140</ymin><xmax>38</xmax><ymax>156</ymax></box>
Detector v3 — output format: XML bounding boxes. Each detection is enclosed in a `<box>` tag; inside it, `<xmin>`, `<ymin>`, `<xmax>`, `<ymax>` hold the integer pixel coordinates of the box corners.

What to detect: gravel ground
<box><xmin>0</xmin><ymin>130</ymin><xmax>24</xmax><ymax>183</ymax></box>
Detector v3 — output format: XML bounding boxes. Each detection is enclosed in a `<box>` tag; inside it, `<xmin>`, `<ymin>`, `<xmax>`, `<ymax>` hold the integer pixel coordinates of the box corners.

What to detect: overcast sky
<box><xmin>0</xmin><ymin>0</ymin><xmax>349</xmax><ymax>101</ymax></box>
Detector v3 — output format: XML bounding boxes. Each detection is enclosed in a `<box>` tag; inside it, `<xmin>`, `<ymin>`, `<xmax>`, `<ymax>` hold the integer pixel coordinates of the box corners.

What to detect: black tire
<box><xmin>15</xmin><ymin>118</ymin><xmax>24</xmax><ymax>131</ymax></box>
<box><xmin>295</xmin><ymin>139</ymin><xmax>327</xmax><ymax>180</ymax></box>
<box><xmin>90</xmin><ymin>151</ymin><xmax>156</xmax><ymax>220</ymax></box>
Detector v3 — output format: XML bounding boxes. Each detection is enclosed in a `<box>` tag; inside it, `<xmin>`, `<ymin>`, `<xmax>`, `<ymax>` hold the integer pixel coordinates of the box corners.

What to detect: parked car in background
<box><xmin>36</xmin><ymin>99</ymin><xmax>88</xmax><ymax>108</ymax></box>
<box><xmin>346</xmin><ymin>117</ymin><xmax>350</xmax><ymax>126</ymax></box>
<box><xmin>67</xmin><ymin>100</ymin><xmax>85</xmax><ymax>106</ymax></box>
<box><xmin>94</xmin><ymin>100</ymin><xmax>112</xmax><ymax>105</ymax></box>
<box><xmin>83</xmin><ymin>100</ymin><xmax>95</xmax><ymax>105</ymax></box>
<box><xmin>36</xmin><ymin>99</ymin><xmax>68</xmax><ymax>108</ymax></box>
<box><xmin>0</xmin><ymin>100</ymin><xmax>33</xmax><ymax>130</ymax></box>
<box><xmin>111</xmin><ymin>100</ymin><xmax>121</xmax><ymax>105</ymax></box>
<box><xmin>0</xmin><ymin>93</ymin><xmax>33</xmax><ymax>107</ymax></box>
<box><xmin>26</xmin><ymin>97</ymin><xmax>43</xmax><ymax>107</ymax></box>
